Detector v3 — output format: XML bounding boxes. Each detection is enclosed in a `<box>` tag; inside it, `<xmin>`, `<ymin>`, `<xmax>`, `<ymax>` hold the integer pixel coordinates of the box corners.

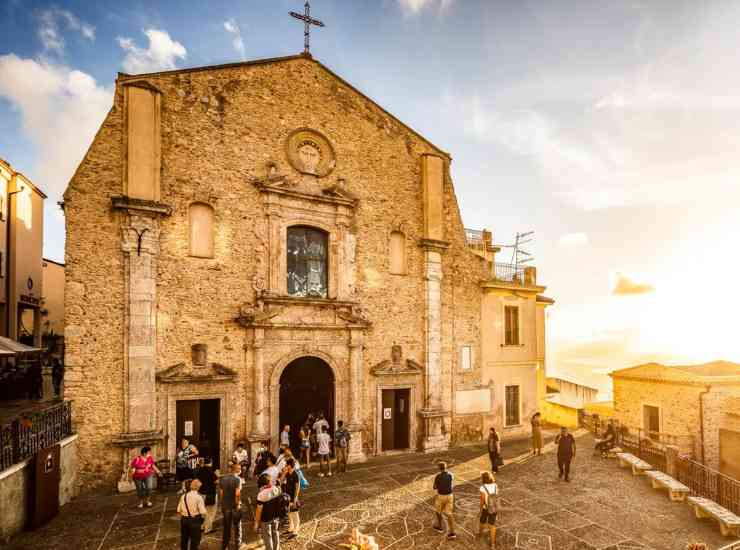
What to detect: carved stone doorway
<box><xmin>279</xmin><ymin>356</ymin><xmax>335</xmax><ymax>455</ymax></box>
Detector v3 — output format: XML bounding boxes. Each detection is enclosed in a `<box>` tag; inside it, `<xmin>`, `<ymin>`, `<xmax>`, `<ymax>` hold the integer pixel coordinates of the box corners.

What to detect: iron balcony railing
<box><xmin>494</xmin><ymin>262</ymin><xmax>526</xmax><ymax>285</ymax></box>
<box><xmin>464</xmin><ymin>228</ymin><xmax>485</xmax><ymax>246</ymax></box>
<box><xmin>0</xmin><ymin>400</ymin><xmax>73</xmax><ymax>471</ymax></box>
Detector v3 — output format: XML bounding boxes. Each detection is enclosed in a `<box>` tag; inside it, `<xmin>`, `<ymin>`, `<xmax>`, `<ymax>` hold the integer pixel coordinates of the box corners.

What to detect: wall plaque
<box><xmin>285</xmin><ymin>128</ymin><xmax>336</xmax><ymax>177</ymax></box>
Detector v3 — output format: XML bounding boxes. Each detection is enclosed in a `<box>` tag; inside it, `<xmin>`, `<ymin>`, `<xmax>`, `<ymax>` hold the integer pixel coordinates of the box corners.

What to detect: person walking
<box><xmin>555</xmin><ymin>426</ymin><xmax>576</xmax><ymax>481</ymax></box>
<box><xmin>196</xmin><ymin>459</ymin><xmax>218</xmax><ymax>533</ymax></box>
<box><xmin>487</xmin><ymin>427</ymin><xmax>501</xmax><ymax>473</ymax></box>
<box><xmin>176</xmin><ymin>438</ymin><xmax>199</xmax><ymax>491</ymax></box>
<box><xmin>280</xmin><ymin>458</ymin><xmax>301</xmax><ymax>539</ymax></box>
<box><xmin>432</xmin><ymin>462</ymin><xmax>457</xmax><ymax>540</ymax></box>
<box><xmin>334</xmin><ymin>420</ymin><xmax>351</xmax><ymax>473</ymax></box>
<box><xmin>317</xmin><ymin>425</ymin><xmax>332</xmax><ymax>477</ymax></box>
<box><xmin>129</xmin><ymin>446</ymin><xmax>162</xmax><ymax>508</ymax></box>
<box><xmin>219</xmin><ymin>462</ymin><xmax>243</xmax><ymax>550</ymax></box>
<box><xmin>531</xmin><ymin>412</ymin><xmax>544</xmax><ymax>456</ymax></box>
<box><xmin>478</xmin><ymin>471</ymin><xmax>498</xmax><ymax>547</ymax></box>
<box><xmin>254</xmin><ymin>473</ymin><xmax>283</xmax><ymax>550</ymax></box>
<box><xmin>280</xmin><ymin>425</ymin><xmax>291</xmax><ymax>450</ymax></box>
<box><xmin>178</xmin><ymin>478</ymin><xmax>207</xmax><ymax>550</ymax></box>
<box><xmin>232</xmin><ymin>442</ymin><xmax>250</xmax><ymax>480</ymax></box>
<box><xmin>264</xmin><ymin>454</ymin><xmax>280</xmax><ymax>484</ymax></box>
<box><xmin>299</xmin><ymin>424</ymin><xmax>311</xmax><ymax>469</ymax></box>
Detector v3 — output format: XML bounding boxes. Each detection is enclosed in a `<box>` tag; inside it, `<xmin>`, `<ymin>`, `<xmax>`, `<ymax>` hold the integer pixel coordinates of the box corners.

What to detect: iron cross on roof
<box><xmin>289</xmin><ymin>1</ymin><xmax>325</xmax><ymax>56</ymax></box>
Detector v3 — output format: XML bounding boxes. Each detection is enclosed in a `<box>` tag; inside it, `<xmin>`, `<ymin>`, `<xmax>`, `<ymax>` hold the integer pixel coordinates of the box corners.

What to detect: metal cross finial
<box><xmin>289</xmin><ymin>1</ymin><xmax>325</xmax><ymax>56</ymax></box>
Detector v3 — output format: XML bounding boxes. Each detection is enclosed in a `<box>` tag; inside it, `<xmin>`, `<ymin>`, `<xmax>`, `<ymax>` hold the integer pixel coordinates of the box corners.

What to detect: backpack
<box><xmin>297</xmin><ymin>468</ymin><xmax>310</xmax><ymax>490</ymax></box>
<box><xmin>338</xmin><ymin>429</ymin><xmax>350</xmax><ymax>448</ymax></box>
<box><xmin>482</xmin><ymin>484</ymin><xmax>498</xmax><ymax>513</ymax></box>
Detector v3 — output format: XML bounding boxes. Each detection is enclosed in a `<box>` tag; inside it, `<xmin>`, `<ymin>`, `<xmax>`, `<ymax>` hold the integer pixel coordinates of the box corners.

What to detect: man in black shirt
<box><xmin>432</xmin><ymin>462</ymin><xmax>457</xmax><ymax>540</ymax></box>
<box><xmin>219</xmin><ymin>462</ymin><xmax>242</xmax><ymax>550</ymax></box>
<box><xmin>280</xmin><ymin>458</ymin><xmax>301</xmax><ymax>539</ymax></box>
<box><xmin>555</xmin><ymin>426</ymin><xmax>576</xmax><ymax>481</ymax></box>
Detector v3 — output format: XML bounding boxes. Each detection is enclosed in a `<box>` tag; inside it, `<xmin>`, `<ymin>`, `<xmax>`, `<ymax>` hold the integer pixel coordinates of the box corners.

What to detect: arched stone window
<box><xmin>189</xmin><ymin>202</ymin><xmax>214</xmax><ymax>258</ymax></box>
<box><xmin>389</xmin><ymin>230</ymin><xmax>406</xmax><ymax>275</ymax></box>
<box><xmin>287</xmin><ymin>226</ymin><xmax>328</xmax><ymax>298</ymax></box>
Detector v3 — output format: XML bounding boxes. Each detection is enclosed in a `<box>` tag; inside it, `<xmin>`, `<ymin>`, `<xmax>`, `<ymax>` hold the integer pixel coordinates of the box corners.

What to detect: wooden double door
<box><xmin>381</xmin><ymin>389</ymin><xmax>410</xmax><ymax>451</ymax></box>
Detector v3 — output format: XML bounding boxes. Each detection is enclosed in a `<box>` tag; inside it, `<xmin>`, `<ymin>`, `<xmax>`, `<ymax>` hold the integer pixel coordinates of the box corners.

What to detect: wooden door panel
<box><xmin>381</xmin><ymin>390</ymin><xmax>395</xmax><ymax>451</ymax></box>
<box><xmin>32</xmin><ymin>444</ymin><xmax>60</xmax><ymax>528</ymax></box>
<box><xmin>176</xmin><ymin>400</ymin><xmax>200</xmax><ymax>449</ymax></box>
<box><xmin>395</xmin><ymin>389</ymin><xmax>410</xmax><ymax>449</ymax></box>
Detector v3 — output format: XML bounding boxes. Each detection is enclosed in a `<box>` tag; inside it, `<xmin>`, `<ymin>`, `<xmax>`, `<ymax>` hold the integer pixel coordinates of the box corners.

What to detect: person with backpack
<box><xmin>253</xmin><ymin>473</ymin><xmax>284</xmax><ymax>550</ymax></box>
<box><xmin>432</xmin><ymin>461</ymin><xmax>457</xmax><ymax>540</ymax></box>
<box><xmin>316</xmin><ymin>425</ymin><xmax>332</xmax><ymax>477</ymax></box>
<box><xmin>279</xmin><ymin>458</ymin><xmax>301</xmax><ymax>540</ymax></box>
<box><xmin>478</xmin><ymin>471</ymin><xmax>498</xmax><ymax>547</ymax></box>
<box><xmin>334</xmin><ymin>420</ymin><xmax>351</xmax><ymax>473</ymax></box>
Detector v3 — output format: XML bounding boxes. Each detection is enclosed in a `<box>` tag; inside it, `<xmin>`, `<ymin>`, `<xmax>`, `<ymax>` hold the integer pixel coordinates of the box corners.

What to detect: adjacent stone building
<box><xmin>611</xmin><ymin>361</ymin><xmax>740</xmax><ymax>479</ymax></box>
<box><xmin>63</xmin><ymin>54</ymin><xmax>552</xmax><ymax>488</ymax></box>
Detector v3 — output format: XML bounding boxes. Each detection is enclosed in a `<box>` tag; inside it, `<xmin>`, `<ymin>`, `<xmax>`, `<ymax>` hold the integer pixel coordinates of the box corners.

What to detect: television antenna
<box><xmin>497</xmin><ymin>231</ymin><xmax>535</xmax><ymax>270</ymax></box>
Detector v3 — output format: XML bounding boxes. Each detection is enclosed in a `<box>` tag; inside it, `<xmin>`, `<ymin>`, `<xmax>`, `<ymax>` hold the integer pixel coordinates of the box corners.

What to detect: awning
<box><xmin>0</xmin><ymin>336</ymin><xmax>43</xmax><ymax>354</ymax></box>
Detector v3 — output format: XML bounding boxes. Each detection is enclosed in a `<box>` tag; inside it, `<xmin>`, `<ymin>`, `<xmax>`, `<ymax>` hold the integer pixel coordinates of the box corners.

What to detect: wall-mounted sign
<box><xmin>383</xmin><ymin>408</ymin><xmax>392</xmax><ymax>420</ymax></box>
<box><xmin>184</xmin><ymin>421</ymin><xmax>193</xmax><ymax>437</ymax></box>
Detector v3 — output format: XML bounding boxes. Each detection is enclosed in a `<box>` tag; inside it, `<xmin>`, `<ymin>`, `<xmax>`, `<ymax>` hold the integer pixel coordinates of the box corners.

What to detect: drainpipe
<box><xmin>698</xmin><ymin>384</ymin><xmax>711</xmax><ymax>464</ymax></box>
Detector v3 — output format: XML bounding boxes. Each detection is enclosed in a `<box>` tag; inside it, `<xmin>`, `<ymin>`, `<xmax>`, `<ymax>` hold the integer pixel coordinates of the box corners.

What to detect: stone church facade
<box><xmin>63</xmin><ymin>54</ymin><xmax>552</xmax><ymax>488</ymax></box>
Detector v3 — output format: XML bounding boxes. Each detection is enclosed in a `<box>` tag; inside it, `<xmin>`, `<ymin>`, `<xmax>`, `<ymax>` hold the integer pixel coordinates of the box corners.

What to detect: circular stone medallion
<box><xmin>285</xmin><ymin>128</ymin><xmax>336</xmax><ymax>177</ymax></box>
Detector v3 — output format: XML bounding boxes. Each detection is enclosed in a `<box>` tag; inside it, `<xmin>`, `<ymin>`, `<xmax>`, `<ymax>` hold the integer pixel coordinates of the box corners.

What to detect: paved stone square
<box><xmin>6</xmin><ymin>434</ymin><xmax>734</xmax><ymax>550</ymax></box>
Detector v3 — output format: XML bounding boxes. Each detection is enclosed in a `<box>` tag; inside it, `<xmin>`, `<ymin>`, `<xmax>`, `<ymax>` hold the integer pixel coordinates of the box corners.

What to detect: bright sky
<box><xmin>2</xmin><ymin>0</ymin><xmax>739</xmax><ymax>393</ymax></box>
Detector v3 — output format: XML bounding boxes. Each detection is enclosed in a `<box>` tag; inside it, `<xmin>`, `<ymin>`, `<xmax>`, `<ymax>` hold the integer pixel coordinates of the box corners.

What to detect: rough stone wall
<box><xmin>66</xmin><ymin>56</ymin><xmax>494</xmax><ymax>483</ymax></box>
<box><xmin>64</xmin><ymin>104</ymin><xmax>126</xmax><ymax>488</ymax></box>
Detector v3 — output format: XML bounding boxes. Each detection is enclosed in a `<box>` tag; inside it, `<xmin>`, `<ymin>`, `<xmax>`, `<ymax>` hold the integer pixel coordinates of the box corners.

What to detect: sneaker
<box><xmin>433</xmin><ymin>526</ymin><xmax>444</xmax><ymax>533</ymax></box>
<box><xmin>319</xmin><ymin>473</ymin><xmax>325</xmax><ymax>477</ymax></box>
<box><xmin>146</xmin><ymin>501</ymin><xmax>153</xmax><ymax>507</ymax></box>
<box><xmin>137</xmin><ymin>503</ymin><xmax>144</xmax><ymax>509</ymax></box>
<box><xmin>447</xmin><ymin>533</ymin><xmax>457</xmax><ymax>540</ymax></box>
<box><xmin>327</xmin><ymin>472</ymin><xmax>332</xmax><ymax>477</ymax></box>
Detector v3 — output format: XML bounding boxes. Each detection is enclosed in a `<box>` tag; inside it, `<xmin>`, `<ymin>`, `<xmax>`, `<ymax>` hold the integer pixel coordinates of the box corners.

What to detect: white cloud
<box><xmin>37</xmin><ymin>8</ymin><xmax>95</xmax><ymax>54</ymax></box>
<box><xmin>223</xmin><ymin>18</ymin><xmax>246</xmax><ymax>60</ymax></box>
<box><xmin>558</xmin><ymin>233</ymin><xmax>589</xmax><ymax>248</ymax></box>
<box><xmin>0</xmin><ymin>54</ymin><xmax>112</xmax><ymax>203</ymax></box>
<box><xmin>117</xmin><ymin>29</ymin><xmax>186</xmax><ymax>74</ymax></box>
<box><xmin>398</xmin><ymin>0</ymin><xmax>453</xmax><ymax>15</ymax></box>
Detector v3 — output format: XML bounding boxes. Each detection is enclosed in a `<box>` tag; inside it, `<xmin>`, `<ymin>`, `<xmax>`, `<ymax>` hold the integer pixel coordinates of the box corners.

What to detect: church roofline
<box><xmin>116</xmin><ymin>53</ymin><xmax>452</xmax><ymax>160</ymax></box>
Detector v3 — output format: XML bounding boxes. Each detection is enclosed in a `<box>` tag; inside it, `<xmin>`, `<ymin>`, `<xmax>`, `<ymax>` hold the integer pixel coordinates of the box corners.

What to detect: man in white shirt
<box><xmin>317</xmin><ymin>426</ymin><xmax>332</xmax><ymax>477</ymax></box>
<box><xmin>312</xmin><ymin>413</ymin><xmax>329</xmax><ymax>437</ymax></box>
<box><xmin>232</xmin><ymin>442</ymin><xmax>249</xmax><ymax>479</ymax></box>
<box><xmin>177</xmin><ymin>479</ymin><xmax>207</xmax><ymax>549</ymax></box>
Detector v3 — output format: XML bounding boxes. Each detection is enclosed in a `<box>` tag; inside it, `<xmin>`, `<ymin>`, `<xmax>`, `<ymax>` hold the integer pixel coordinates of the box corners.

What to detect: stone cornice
<box><xmin>111</xmin><ymin>430</ymin><xmax>164</xmax><ymax>447</ymax></box>
<box><xmin>419</xmin><ymin>238</ymin><xmax>451</xmax><ymax>253</ymax></box>
<box><xmin>236</xmin><ymin>294</ymin><xmax>371</xmax><ymax>328</ymax></box>
<box><xmin>611</xmin><ymin>374</ymin><xmax>740</xmax><ymax>386</ymax></box>
<box><xmin>479</xmin><ymin>280</ymin><xmax>546</xmax><ymax>293</ymax></box>
<box><xmin>253</xmin><ymin>178</ymin><xmax>357</xmax><ymax>208</ymax></box>
<box><xmin>112</xmin><ymin>195</ymin><xmax>172</xmax><ymax>216</ymax></box>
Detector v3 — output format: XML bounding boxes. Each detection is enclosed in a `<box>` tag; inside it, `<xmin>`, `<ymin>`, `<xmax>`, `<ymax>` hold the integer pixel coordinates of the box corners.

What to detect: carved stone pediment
<box><xmin>156</xmin><ymin>362</ymin><xmax>237</xmax><ymax>383</ymax></box>
<box><xmin>335</xmin><ymin>304</ymin><xmax>371</xmax><ymax>327</ymax></box>
<box><xmin>371</xmin><ymin>345</ymin><xmax>423</xmax><ymax>376</ymax></box>
<box><xmin>236</xmin><ymin>300</ymin><xmax>284</xmax><ymax>327</ymax></box>
<box><xmin>321</xmin><ymin>184</ymin><xmax>357</xmax><ymax>201</ymax></box>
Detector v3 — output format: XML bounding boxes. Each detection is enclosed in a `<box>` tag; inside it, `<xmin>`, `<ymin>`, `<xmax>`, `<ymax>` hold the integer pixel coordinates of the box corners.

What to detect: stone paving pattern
<box><xmin>5</xmin><ymin>434</ymin><xmax>734</xmax><ymax>550</ymax></box>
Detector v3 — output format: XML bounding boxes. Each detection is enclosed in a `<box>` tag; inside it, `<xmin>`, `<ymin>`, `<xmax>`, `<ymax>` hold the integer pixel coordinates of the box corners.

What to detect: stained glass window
<box><xmin>287</xmin><ymin>226</ymin><xmax>328</xmax><ymax>298</ymax></box>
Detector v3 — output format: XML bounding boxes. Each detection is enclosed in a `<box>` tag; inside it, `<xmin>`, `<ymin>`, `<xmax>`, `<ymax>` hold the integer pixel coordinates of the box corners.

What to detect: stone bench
<box><xmin>687</xmin><ymin>496</ymin><xmax>740</xmax><ymax>537</ymax></box>
<box><xmin>645</xmin><ymin>470</ymin><xmax>690</xmax><ymax>501</ymax></box>
<box><xmin>616</xmin><ymin>452</ymin><xmax>653</xmax><ymax>475</ymax></box>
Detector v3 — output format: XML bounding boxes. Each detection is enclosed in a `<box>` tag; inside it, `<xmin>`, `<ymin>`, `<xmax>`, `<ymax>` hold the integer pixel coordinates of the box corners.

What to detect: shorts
<box><xmin>319</xmin><ymin>453</ymin><xmax>330</xmax><ymax>462</ymax></box>
<box><xmin>480</xmin><ymin>510</ymin><xmax>497</xmax><ymax>525</ymax></box>
<box><xmin>435</xmin><ymin>494</ymin><xmax>454</xmax><ymax>515</ymax></box>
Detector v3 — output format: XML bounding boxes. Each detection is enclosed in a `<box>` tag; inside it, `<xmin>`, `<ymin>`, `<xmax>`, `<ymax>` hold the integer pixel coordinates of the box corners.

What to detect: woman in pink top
<box><xmin>129</xmin><ymin>446</ymin><xmax>162</xmax><ymax>508</ymax></box>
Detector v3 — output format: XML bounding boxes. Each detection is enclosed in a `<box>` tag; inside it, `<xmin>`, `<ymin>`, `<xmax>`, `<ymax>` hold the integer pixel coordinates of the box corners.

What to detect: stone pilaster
<box><xmin>248</xmin><ymin>328</ymin><xmax>269</xmax><ymax>455</ymax></box>
<box><xmin>419</xmin><ymin>239</ymin><xmax>450</xmax><ymax>452</ymax></box>
<box><xmin>111</xmin><ymin>198</ymin><xmax>170</xmax><ymax>488</ymax></box>
<box><xmin>348</xmin><ymin>329</ymin><xmax>367</xmax><ymax>462</ymax></box>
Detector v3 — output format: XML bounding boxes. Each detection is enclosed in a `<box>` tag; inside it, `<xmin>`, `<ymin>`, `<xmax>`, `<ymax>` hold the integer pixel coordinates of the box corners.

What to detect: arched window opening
<box><xmin>287</xmin><ymin>226</ymin><xmax>328</xmax><ymax>298</ymax></box>
<box><xmin>189</xmin><ymin>202</ymin><xmax>214</xmax><ymax>258</ymax></box>
<box><xmin>389</xmin><ymin>231</ymin><xmax>406</xmax><ymax>275</ymax></box>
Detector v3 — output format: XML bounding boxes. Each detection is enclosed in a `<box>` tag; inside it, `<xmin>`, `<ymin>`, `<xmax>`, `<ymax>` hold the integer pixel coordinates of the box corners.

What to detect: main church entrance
<box><xmin>279</xmin><ymin>356</ymin><xmax>335</xmax><ymax>454</ymax></box>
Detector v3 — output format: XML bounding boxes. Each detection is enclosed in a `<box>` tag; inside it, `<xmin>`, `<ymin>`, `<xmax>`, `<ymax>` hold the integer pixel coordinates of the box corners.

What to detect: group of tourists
<box><xmin>432</xmin><ymin>461</ymin><xmax>500</xmax><ymax>548</ymax></box>
<box><xmin>281</xmin><ymin>411</ymin><xmax>352</xmax><ymax>476</ymax></box>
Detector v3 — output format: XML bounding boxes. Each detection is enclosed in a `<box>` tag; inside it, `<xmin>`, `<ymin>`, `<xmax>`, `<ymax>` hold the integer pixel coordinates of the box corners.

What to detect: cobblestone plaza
<box><xmin>5</xmin><ymin>434</ymin><xmax>732</xmax><ymax>550</ymax></box>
